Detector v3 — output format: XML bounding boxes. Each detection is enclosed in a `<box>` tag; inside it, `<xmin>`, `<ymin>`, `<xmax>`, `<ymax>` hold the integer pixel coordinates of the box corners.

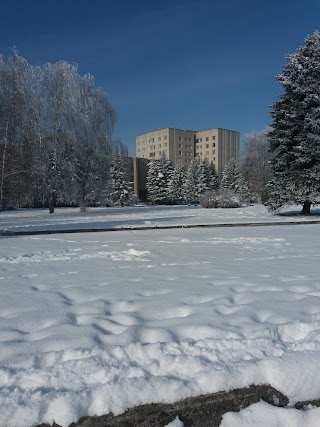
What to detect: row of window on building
<box><xmin>197</xmin><ymin>152</ymin><xmax>216</xmax><ymax>158</ymax></box>
<box><xmin>177</xmin><ymin>136</ymin><xmax>193</xmax><ymax>142</ymax></box>
<box><xmin>196</xmin><ymin>143</ymin><xmax>216</xmax><ymax>149</ymax></box>
<box><xmin>144</xmin><ymin>135</ymin><xmax>168</xmax><ymax>143</ymax></box>
<box><xmin>196</xmin><ymin>136</ymin><xmax>216</xmax><ymax>142</ymax></box>
<box><xmin>137</xmin><ymin>148</ymin><xmax>168</xmax><ymax>153</ymax></box>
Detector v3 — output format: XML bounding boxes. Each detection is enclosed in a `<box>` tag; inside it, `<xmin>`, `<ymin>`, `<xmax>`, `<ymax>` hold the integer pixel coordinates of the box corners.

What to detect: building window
<box><xmin>206</xmin><ymin>144</ymin><xmax>209</xmax><ymax>148</ymax></box>
<box><xmin>212</xmin><ymin>136</ymin><xmax>216</xmax><ymax>140</ymax></box>
<box><xmin>164</xmin><ymin>135</ymin><xmax>167</xmax><ymax>140</ymax></box>
<box><xmin>158</xmin><ymin>137</ymin><xmax>161</xmax><ymax>141</ymax></box>
<box><xmin>179</xmin><ymin>136</ymin><xmax>182</xmax><ymax>141</ymax></box>
<box><xmin>150</xmin><ymin>152</ymin><xmax>155</xmax><ymax>157</ymax></box>
<box><xmin>137</xmin><ymin>141</ymin><xmax>140</xmax><ymax>146</ymax></box>
<box><xmin>137</xmin><ymin>149</ymin><xmax>140</xmax><ymax>152</ymax></box>
<box><xmin>200</xmin><ymin>152</ymin><xmax>202</xmax><ymax>156</ymax></box>
<box><xmin>164</xmin><ymin>143</ymin><xmax>168</xmax><ymax>147</ymax></box>
<box><xmin>178</xmin><ymin>144</ymin><xmax>182</xmax><ymax>148</ymax></box>
<box><xmin>159</xmin><ymin>144</ymin><xmax>161</xmax><ymax>148</ymax></box>
<box><xmin>179</xmin><ymin>151</ymin><xmax>182</xmax><ymax>155</ymax></box>
<box><xmin>159</xmin><ymin>151</ymin><xmax>162</xmax><ymax>155</ymax></box>
<box><xmin>206</xmin><ymin>151</ymin><xmax>209</xmax><ymax>155</ymax></box>
<box><xmin>212</xmin><ymin>150</ymin><xmax>215</xmax><ymax>154</ymax></box>
<box><xmin>213</xmin><ymin>157</ymin><xmax>215</xmax><ymax>161</ymax></box>
<box><xmin>196</xmin><ymin>139</ymin><xmax>199</xmax><ymax>143</ymax></box>
<box><xmin>212</xmin><ymin>143</ymin><xmax>216</xmax><ymax>147</ymax></box>
<box><xmin>206</xmin><ymin>137</ymin><xmax>209</xmax><ymax>141</ymax></box>
<box><xmin>200</xmin><ymin>138</ymin><xmax>202</xmax><ymax>142</ymax></box>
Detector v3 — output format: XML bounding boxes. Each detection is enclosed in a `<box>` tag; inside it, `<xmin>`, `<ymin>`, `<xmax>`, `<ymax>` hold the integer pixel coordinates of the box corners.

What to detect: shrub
<box><xmin>200</xmin><ymin>189</ymin><xmax>241</xmax><ymax>208</ymax></box>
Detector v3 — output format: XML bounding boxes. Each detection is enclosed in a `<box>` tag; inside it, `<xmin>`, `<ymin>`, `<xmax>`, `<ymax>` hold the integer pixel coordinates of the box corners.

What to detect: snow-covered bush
<box><xmin>200</xmin><ymin>189</ymin><xmax>241</xmax><ymax>208</ymax></box>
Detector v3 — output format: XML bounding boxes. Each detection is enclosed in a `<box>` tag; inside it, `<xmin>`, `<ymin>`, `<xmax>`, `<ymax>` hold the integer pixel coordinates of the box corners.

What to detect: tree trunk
<box><xmin>0</xmin><ymin>120</ymin><xmax>10</xmax><ymax>213</ymax></box>
<box><xmin>48</xmin><ymin>191</ymin><xmax>56</xmax><ymax>214</ymax></box>
<box><xmin>301</xmin><ymin>200</ymin><xmax>311</xmax><ymax>215</ymax></box>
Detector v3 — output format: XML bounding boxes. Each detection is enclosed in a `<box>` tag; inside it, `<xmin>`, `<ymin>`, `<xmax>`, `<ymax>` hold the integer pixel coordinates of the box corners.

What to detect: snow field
<box><xmin>0</xmin><ymin>208</ymin><xmax>320</xmax><ymax>426</ymax></box>
<box><xmin>0</xmin><ymin>204</ymin><xmax>319</xmax><ymax>233</ymax></box>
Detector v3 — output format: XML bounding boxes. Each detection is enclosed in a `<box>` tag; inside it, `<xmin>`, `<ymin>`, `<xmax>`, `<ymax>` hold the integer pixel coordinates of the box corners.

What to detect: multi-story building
<box><xmin>136</xmin><ymin>127</ymin><xmax>240</xmax><ymax>175</ymax></box>
<box><xmin>195</xmin><ymin>128</ymin><xmax>240</xmax><ymax>175</ymax></box>
<box><xmin>136</xmin><ymin>128</ymin><xmax>196</xmax><ymax>166</ymax></box>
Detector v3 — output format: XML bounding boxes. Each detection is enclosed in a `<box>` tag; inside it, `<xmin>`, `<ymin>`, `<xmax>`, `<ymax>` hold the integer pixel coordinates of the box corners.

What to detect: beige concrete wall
<box><xmin>217</xmin><ymin>128</ymin><xmax>240</xmax><ymax>175</ymax></box>
<box><xmin>136</xmin><ymin>128</ymin><xmax>170</xmax><ymax>161</ymax></box>
<box><xmin>195</xmin><ymin>128</ymin><xmax>219</xmax><ymax>168</ymax></box>
<box><xmin>168</xmin><ymin>128</ymin><xmax>195</xmax><ymax>166</ymax></box>
<box><xmin>136</xmin><ymin>128</ymin><xmax>196</xmax><ymax>166</ymax></box>
<box><xmin>195</xmin><ymin>128</ymin><xmax>240</xmax><ymax>175</ymax></box>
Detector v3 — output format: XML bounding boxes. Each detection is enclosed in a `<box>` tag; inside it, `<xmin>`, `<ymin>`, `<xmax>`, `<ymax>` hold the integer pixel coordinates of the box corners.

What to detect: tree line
<box><xmin>2</xmin><ymin>31</ymin><xmax>320</xmax><ymax>214</ymax></box>
<box><xmin>146</xmin><ymin>155</ymin><xmax>251</xmax><ymax>205</ymax></box>
<box><xmin>0</xmin><ymin>50</ymin><xmax>132</xmax><ymax>213</ymax></box>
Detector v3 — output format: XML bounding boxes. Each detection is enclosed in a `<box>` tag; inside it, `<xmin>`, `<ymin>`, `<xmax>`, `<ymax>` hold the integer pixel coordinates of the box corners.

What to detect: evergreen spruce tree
<box><xmin>146</xmin><ymin>154</ymin><xmax>173</xmax><ymax>204</ymax></box>
<box><xmin>109</xmin><ymin>155</ymin><xmax>135</xmax><ymax>206</ymax></box>
<box><xmin>221</xmin><ymin>158</ymin><xmax>249</xmax><ymax>201</ymax></box>
<box><xmin>234</xmin><ymin>174</ymin><xmax>250</xmax><ymax>202</ymax></box>
<box><xmin>167</xmin><ymin>160</ymin><xmax>185</xmax><ymax>204</ymax></box>
<box><xmin>203</xmin><ymin>159</ymin><xmax>219</xmax><ymax>191</ymax></box>
<box><xmin>182</xmin><ymin>157</ymin><xmax>215</xmax><ymax>203</ymax></box>
<box><xmin>267</xmin><ymin>31</ymin><xmax>320</xmax><ymax>214</ymax></box>
<box><xmin>182</xmin><ymin>158</ymin><xmax>200</xmax><ymax>203</ymax></box>
<box><xmin>195</xmin><ymin>158</ymin><xmax>208</xmax><ymax>195</ymax></box>
<box><xmin>221</xmin><ymin>159</ymin><xmax>239</xmax><ymax>190</ymax></box>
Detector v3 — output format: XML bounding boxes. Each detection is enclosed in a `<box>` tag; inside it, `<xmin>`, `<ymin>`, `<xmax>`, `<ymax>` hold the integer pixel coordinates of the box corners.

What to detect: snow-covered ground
<box><xmin>0</xmin><ymin>203</ymin><xmax>319</xmax><ymax>233</ymax></box>
<box><xmin>1</xmin><ymin>205</ymin><xmax>320</xmax><ymax>427</ymax></box>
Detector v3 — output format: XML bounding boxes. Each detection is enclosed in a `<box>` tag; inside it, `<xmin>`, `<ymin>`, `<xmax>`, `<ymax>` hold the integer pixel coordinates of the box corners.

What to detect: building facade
<box><xmin>136</xmin><ymin>128</ymin><xmax>196</xmax><ymax>166</ymax></box>
<box><xmin>195</xmin><ymin>128</ymin><xmax>240</xmax><ymax>175</ymax></box>
<box><xmin>136</xmin><ymin>127</ymin><xmax>240</xmax><ymax>175</ymax></box>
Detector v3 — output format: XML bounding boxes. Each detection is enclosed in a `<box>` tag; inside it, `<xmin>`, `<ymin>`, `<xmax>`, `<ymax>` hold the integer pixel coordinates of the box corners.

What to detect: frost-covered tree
<box><xmin>167</xmin><ymin>160</ymin><xmax>185</xmax><ymax>204</ymax></box>
<box><xmin>0</xmin><ymin>51</ymin><xmax>31</xmax><ymax>211</ymax></box>
<box><xmin>267</xmin><ymin>32</ymin><xmax>320</xmax><ymax>214</ymax></box>
<box><xmin>221</xmin><ymin>158</ymin><xmax>249</xmax><ymax>201</ymax></box>
<box><xmin>146</xmin><ymin>154</ymin><xmax>173</xmax><ymax>204</ymax></box>
<box><xmin>109</xmin><ymin>154</ymin><xmax>135</xmax><ymax>206</ymax></box>
<box><xmin>73</xmin><ymin>75</ymin><xmax>116</xmax><ymax>211</ymax></box>
<box><xmin>241</xmin><ymin>128</ymin><xmax>273</xmax><ymax>203</ymax></box>
<box><xmin>182</xmin><ymin>158</ymin><xmax>200</xmax><ymax>203</ymax></box>
<box><xmin>0</xmin><ymin>50</ymin><xmax>121</xmax><ymax>212</ymax></box>
<box><xmin>35</xmin><ymin>61</ymin><xmax>80</xmax><ymax>212</ymax></box>
<box><xmin>203</xmin><ymin>158</ymin><xmax>219</xmax><ymax>191</ymax></box>
<box><xmin>221</xmin><ymin>159</ymin><xmax>239</xmax><ymax>189</ymax></box>
<box><xmin>182</xmin><ymin>158</ymin><xmax>219</xmax><ymax>203</ymax></box>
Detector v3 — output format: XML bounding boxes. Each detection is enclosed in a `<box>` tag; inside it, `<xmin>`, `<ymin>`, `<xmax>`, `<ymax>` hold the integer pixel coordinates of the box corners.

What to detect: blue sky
<box><xmin>1</xmin><ymin>0</ymin><xmax>319</xmax><ymax>155</ymax></box>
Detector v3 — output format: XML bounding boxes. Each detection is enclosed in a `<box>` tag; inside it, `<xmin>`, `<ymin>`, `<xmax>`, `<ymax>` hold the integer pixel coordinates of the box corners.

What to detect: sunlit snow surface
<box><xmin>0</xmin><ymin>205</ymin><xmax>320</xmax><ymax>427</ymax></box>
